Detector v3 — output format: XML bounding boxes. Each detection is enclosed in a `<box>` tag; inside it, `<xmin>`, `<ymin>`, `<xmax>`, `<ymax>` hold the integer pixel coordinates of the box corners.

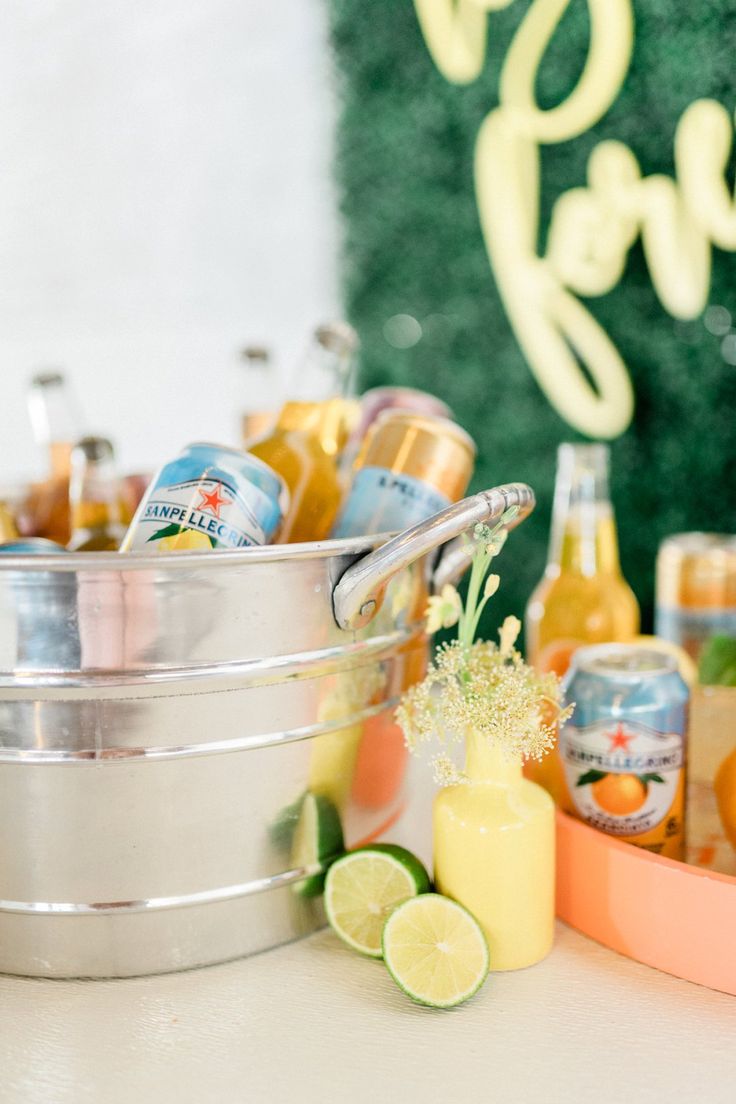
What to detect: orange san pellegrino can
<box><xmin>559</xmin><ymin>643</ymin><xmax>689</xmax><ymax>860</ymax></box>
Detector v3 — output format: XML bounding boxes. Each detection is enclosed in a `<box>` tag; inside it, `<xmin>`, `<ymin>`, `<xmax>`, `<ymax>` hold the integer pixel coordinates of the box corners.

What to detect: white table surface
<box><xmin>1</xmin><ymin>921</ymin><xmax>734</xmax><ymax>1104</ymax></box>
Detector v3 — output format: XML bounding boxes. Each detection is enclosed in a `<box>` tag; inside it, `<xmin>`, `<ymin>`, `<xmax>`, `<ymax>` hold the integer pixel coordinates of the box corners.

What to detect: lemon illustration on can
<box><xmin>154</xmin><ymin>529</ymin><xmax>213</xmax><ymax>552</ymax></box>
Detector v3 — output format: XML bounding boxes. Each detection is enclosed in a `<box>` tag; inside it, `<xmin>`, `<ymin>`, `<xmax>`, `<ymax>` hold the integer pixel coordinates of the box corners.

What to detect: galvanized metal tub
<box><xmin>0</xmin><ymin>484</ymin><xmax>533</xmax><ymax>977</ymax></box>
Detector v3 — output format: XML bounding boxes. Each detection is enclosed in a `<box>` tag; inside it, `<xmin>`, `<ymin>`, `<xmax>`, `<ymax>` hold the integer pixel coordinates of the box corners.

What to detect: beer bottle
<box><xmin>28</xmin><ymin>370</ymin><xmax>81</xmax><ymax>479</ymax></box>
<box><xmin>20</xmin><ymin>371</ymin><xmax>83</xmax><ymax>544</ymax></box>
<box><xmin>240</xmin><ymin>345</ymin><xmax>277</xmax><ymax>445</ymax></box>
<box><xmin>524</xmin><ymin>443</ymin><xmax>639</xmax><ymax>802</ymax></box>
<box><xmin>249</xmin><ymin>322</ymin><xmax>358</xmax><ymax>542</ymax></box>
<box><xmin>68</xmin><ymin>436</ymin><xmax>126</xmax><ymax>551</ymax></box>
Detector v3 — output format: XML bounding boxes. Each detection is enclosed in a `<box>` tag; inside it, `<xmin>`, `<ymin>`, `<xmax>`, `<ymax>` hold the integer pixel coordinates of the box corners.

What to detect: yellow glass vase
<box><xmin>433</xmin><ymin>732</ymin><xmax>555</xmax><ymax>971</ymax></box>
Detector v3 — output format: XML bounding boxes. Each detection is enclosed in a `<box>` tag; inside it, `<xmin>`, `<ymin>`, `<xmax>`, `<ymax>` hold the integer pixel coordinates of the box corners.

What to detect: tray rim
<box><xmin>555</xmin><ymin>809</ymin><xmax>736</xmax><ymax>997</ymax></box>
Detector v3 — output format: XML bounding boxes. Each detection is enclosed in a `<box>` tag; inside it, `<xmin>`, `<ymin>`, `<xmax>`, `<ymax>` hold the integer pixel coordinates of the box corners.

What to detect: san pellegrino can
<box><xmin>121</xmin><ymin>443</ymin><xmax>288</xmax><ymax>552</ymax></box>
<box><xmin>559</xmin><ymin>644</ymin><xmax>689</xmax><ymax>860</ymax></box>
<box><xmin>0</xmin><ymin>538</ymin><xmax>67</xmax><ymax>553</ymax></box>
<box><xmin>655</xmin><ymin>532</ymin><xmax>736</xmax><ymax>660</ymax></box>
<box><xmin>332</xmin><ymin>411</ymin><xmax>475</xmax><ymax>538</ymax></box>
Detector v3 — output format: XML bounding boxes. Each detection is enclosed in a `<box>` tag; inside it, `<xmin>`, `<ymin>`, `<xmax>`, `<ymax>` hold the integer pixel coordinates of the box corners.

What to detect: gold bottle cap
<box><xmin>73</xmin><ymin>436</ymin><xmax>115</xmax><ymax>463</ymax></box>
<box><xmin>30</xmin><ymin>369</ymin><xmax>65</xmax><ymax>389</ymax></box>
<box><xmin>240</xmin><ymin>345</ymin><xmax>270</xmax><ymax>363</ymax></box>
<box><xmin>315</xmin><ymin>322</ymin><xmax>359</xmax><ymax>357</ymax></box>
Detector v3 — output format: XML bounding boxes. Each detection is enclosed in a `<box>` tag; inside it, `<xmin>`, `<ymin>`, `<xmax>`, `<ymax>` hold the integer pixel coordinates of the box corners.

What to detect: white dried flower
<box><xmin>425</xmin><ymin>584</ymin><xmax>463</xmax><ymax>634</ymax></box>
<box><xmin>485</xmin><ymin>529</ymin><xmax>508</xmax><ymax>557</ymax></box>
<box><xmin>499</xmin><ymin>615</ymin><xmax>522</xmax><ymax>657</ymax></box>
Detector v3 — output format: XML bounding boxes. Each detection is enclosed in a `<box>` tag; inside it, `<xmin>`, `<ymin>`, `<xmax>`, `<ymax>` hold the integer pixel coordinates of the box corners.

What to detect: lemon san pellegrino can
<box><xmin>559</xmin><ymin>644</ymin><xmax>688</xmax><ymax>860</ymax></box>
<box><xmin>121</xmin><ymin>443</ymin><xmax>288</xmax><ymax>552</ymax></box>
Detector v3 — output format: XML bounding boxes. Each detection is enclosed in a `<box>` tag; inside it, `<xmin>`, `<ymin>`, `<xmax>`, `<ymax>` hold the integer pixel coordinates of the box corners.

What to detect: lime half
<box><xmin>382</xmin><ymin>894</ymin><xmax>490</xmax><ymax>1008</ymax></box>
<box><xmin>324</xmin><ymin>844</ymin><xmax>431</xmax><ymax>956</ymax></box>
<box><xmin>291</xmin><ymin>793</ymin><xmax>344</xmax><ymax>898</ymax></box>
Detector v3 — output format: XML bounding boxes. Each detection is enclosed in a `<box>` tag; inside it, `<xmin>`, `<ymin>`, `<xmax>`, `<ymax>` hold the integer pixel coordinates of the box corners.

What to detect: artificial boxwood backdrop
<box><xmin>327</xmin><ymin>0</ymin><xmax>736</xmax><ymax>634</ymax></box>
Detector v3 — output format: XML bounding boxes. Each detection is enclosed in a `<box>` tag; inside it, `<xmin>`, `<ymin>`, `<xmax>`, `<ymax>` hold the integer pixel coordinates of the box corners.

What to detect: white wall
<box><xmin>0</xmin><ymin>0</ymin><xmax>340</xmax><ymax>482</ymax></box>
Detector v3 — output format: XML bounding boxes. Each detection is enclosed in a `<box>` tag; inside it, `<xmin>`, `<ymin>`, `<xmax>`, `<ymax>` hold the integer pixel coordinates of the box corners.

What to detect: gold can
<box><xmin>332</xmin><ymin>410</ymin><xmax>475</xmax><ymax>537</ymax></box>
<box><xmin>655</xmin><ymin>533</ymin><xmax>736</xmax><ymax>659</ymax></box>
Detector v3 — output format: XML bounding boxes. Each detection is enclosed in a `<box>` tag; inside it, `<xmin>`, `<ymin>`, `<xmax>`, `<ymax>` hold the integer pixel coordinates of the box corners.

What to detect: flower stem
<box><xmin>459</xmin><ymin>543</ymin><xmax>487</xmax><ymax>650</ymax></box>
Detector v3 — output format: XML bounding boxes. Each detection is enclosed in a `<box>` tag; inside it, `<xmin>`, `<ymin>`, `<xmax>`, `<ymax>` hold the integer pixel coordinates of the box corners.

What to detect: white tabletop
<box><xmin>1</xmin><ymin>921</ymin><xmax>734</xmax><ymax>1104</ymax></box>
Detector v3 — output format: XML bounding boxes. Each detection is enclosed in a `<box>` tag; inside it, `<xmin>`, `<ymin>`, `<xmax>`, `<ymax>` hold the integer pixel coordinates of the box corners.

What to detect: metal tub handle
<box><xmin>332</xmin><ymin>482</ymin><xmax>534</xmax><ymax>631</ymax></box>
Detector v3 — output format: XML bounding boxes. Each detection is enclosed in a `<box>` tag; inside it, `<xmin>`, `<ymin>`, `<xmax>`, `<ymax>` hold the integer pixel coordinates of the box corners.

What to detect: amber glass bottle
<box><xmin>524</xmin><ymin>444</ymin><xmax>639</xmax><ymax>802</ymax></box>
<box><xmin>67</xmin><ymin>437</ymin><xmax>126</xmax><ymax>551</ymax></box>
<box><xmin>249</xmin><ymin>323</ymin><xmax>358</xmax><ymax>542</ymax></box>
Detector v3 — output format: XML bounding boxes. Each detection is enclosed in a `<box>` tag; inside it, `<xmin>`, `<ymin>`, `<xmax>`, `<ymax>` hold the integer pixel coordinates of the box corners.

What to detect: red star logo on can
<box><xmin>196</xmin><ymin>484</ymin><xmax>230</xmax><ymax>519</ymax></box>
<box><xmin>607</xmin><ymin>723</ymin><xmax>633</xmax><ymax>752</ymax></box>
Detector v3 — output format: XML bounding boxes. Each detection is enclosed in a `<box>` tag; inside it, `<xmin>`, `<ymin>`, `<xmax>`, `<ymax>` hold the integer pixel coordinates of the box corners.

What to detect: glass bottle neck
<box><xmin>49</xmin><ymin>442</ymin><xmax>74</xmax><ymax>480</ymax></box>
<box><xmin>70</xmin><ymin>460</ymin><xmax>123</xmax><ymax>533</ymax></box>
<box><xmin>547</xmin><ymin>445</ymin><xmax>622</xmax><ymax>577</ymax></box>
<box><xmin>272</xmin><ymin>325</ymin><xmax>357</xmax><ymax>456</ymax></box>
<box><xmin>240</xmin><ymin>348</ymin><xmax>276</xmax><ymax>434</ymax></box>
<box><xmin>288</xmin><ymin>326</ymin><xmax>356</xmax><ymax>405</ymax></box>
<box><xmin>28</xmin><ymin>375</ymin><xmax>81</xmax><ymax>479</ymax></box>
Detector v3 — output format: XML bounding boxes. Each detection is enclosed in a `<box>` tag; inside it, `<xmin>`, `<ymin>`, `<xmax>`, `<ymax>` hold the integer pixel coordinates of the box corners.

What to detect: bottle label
<box><xmin>333</xmin><ymin>466</ymin><xmax>451</xmax><ymax>538</ymax></box>
<box><xmin>559</xmin><ymin>718</ymin><xmax>685</xmax><ymax>841</ymax></box>
<box><xmin>127</xmin><ymin>476</ymin><xmax>267</xmax><ymax>551</ymax></box>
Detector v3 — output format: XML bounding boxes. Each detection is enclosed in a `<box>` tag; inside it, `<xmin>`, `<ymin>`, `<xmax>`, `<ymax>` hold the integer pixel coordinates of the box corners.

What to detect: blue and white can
<box><xmin>121</xmin><ymin>443</ymin><xmax>288</xmax><ymax>552</ymax></box>
<box><xmin>559</xmin><ymin>644</ymin><xmax>689</xmax><ymax>859</ymax></box>
<box><xmin>0</xmin><ymin>538</ymin><xmax>67</xmax><ymax>554</ymax></box>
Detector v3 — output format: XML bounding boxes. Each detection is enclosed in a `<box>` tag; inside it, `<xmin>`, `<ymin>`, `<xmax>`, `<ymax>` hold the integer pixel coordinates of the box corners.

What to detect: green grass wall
<box><xmin>327</xmin><ymin>0</ymin><xmax>736</xmax><ymax>635</ymax></box>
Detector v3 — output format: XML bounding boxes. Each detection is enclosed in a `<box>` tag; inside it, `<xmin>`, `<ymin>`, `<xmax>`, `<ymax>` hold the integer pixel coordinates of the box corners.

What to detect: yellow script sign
<box><xmin>414</xmin><ymin>0</ymin><xmax>736</xmax><ymax>438</ymax></box>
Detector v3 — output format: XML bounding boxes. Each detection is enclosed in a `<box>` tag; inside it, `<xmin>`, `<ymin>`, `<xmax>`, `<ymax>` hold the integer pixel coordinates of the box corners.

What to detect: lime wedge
<box><xmin>269</xmin><ymin>792</ymin><xmax>305</xmax><ymax>853</ymax></box>
<box><xmin>291</xmin><ymin>793</ymin><xmax>344</xmax><ymax>898</ymax></box>
<box><xmin>324</xmin><ymin>844</ymin><xmax>431</xmax><ymax>956</ymax></box>
<box><xmin>382</xmin><ymin>894</ymin><xmax>490</xmax><ymax>1008</ymax></box>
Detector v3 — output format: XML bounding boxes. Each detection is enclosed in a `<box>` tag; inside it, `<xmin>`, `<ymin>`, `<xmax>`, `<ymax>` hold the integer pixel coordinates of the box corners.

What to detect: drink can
<box><xmin>0</xmin><ymin>538</ymin><xmax>67</xmax><ymax>553</ymax></box>
<box><xmin>655</xmin><ymin>532</ymin><xmax>736</xmax><ymax>659</ymax></box>
<box><xmin>0</xmin><ymin>538</ymin><xmax>74</xmax><ymax>667</ymax></box>
<box><xmin>343</xmin><ymin>386</ymin><xmax>452</xmax><ymax>458</ymax></box>
<box><xmin>121</xmin><ymin>443</ymin><xmax>288</xmax><ymax>552</ymax></box>
<box><xmin>559</xmin><ymin>644</ymin><xmax>689</xmax><ymax>859</ymax></box>
<box><xmin>332</xmin><ymin>411</ymin><xmax>475</xmax><ymax>538</ymax></box>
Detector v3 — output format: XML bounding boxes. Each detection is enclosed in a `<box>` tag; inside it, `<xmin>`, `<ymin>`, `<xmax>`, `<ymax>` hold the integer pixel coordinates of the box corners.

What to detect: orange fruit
<box><xmin>591</xmin><ymin>773</ymin><xmax>647</xmax><ymax>815</ymax></box>
<box><xmin>714</xmin><ymin>746</ymin><xmax>736</xmax><ymax>851</ymax></box>
<box><xmin>537</xmin><ymin>639</ymin><xmax>582</xmax><ymax>677</ymax></box>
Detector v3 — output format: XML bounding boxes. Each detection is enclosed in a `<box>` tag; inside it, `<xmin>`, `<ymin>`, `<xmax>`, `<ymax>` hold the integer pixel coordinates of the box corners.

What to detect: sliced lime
<box><xmin>382</xmin><ymin>894</ymin><xmax>490</xmax><ymax>1008</ymax></box>
<box><xmin>324</xmin><ymin>844</ymin><xmax>431</xmax><ymax>956</ymax></box>
<box><xmin>290</xmin><ymin>793</ymin><xmax>344</xmax><ymax>898</ymax></box>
